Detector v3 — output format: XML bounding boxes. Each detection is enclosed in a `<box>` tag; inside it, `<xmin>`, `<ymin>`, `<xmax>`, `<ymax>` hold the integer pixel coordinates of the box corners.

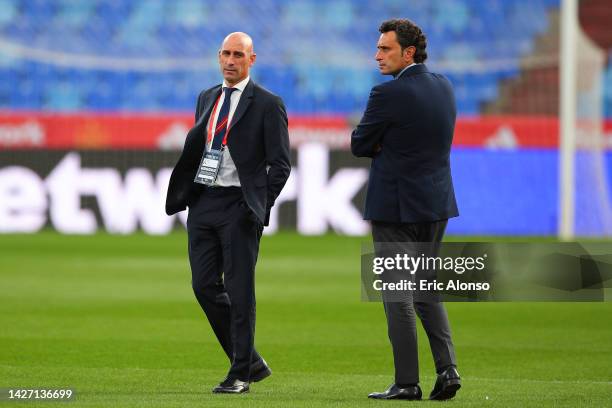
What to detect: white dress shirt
<box><xmin>205</xmin><ymin>76</ymin><xmax>250</xmax><ymax>187</ymax></box>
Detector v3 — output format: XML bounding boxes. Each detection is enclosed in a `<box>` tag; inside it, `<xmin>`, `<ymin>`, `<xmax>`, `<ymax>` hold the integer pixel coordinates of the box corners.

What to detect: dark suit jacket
<box><xmin>351</xmin><ymin>64</ymin><xmax>459</xmax><ymax>223</ymax></box>
<box><xmin>165</xmin><ymin>79</ymin><xmax>291</xmax><ymax>226</ymax></box>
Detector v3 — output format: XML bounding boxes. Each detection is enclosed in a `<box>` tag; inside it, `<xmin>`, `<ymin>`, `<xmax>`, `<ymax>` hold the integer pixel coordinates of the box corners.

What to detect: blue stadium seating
<box><xmin>3</xmin><ymin>0</ymin><xmax>608</xmax><ymax>117</ymax></box>
<box><xmin>605</xmin><ymin>62</ymin><xmax>612</xmax><ymax>118</ymax></box>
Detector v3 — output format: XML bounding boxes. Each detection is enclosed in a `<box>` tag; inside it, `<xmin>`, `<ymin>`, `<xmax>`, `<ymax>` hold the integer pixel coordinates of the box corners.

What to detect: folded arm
<box><xmin>351</xmin><ymin>85</ymin><xmax>391</xmax><ymax>158</ymax></box>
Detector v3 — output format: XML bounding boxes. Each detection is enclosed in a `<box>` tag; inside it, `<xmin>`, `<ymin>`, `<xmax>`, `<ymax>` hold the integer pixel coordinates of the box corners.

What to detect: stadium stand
<box><xmin>578</xmin><ymin>0</ymin><xmax>612</xmax><ymax>117</ymax></box>
<box><xmin>2</xmin><ymin>0</ymin><xmax>597</xmax><ymax>116</ymax></box>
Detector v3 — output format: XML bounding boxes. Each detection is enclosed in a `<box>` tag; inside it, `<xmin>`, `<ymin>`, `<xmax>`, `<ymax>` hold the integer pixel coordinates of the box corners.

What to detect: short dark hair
<box><xmin>379</xmin><ymin>19</ymin><xmax>427</xmax><ymax>63</ymax></box>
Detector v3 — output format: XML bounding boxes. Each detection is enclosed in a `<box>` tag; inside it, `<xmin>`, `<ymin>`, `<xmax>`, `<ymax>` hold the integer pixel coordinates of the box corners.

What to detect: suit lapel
<box><xmin>187</xmin><ymin>86</ymin><xmax>222</xmax><ymax>153</ymax></box>
<box><xmin>187</xmin><ymin>80</ymin><xmax>253</xmax><ymax>150</ymax></box>
<box><xmin>229</xmin><ymin>79</ymin><xmax>254</xmax><ymax>130</ymax></box>
<box><xmin>196</xmin><ymin>86</ymin><xmax>222</xmax><ymax>127</ymax></box>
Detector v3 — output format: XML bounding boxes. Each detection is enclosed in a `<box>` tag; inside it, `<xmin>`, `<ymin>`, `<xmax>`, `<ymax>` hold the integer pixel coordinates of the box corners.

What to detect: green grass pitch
<box><xmin>1</xmin><ymin>232</ymin><xmax>611</xmax><ymax>407</ymax></box>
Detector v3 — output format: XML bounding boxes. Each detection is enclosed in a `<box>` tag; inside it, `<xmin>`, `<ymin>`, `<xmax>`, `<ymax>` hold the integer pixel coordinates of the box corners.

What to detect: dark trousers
<box><xmin>372</xmin><ymin>220</ymin><xmax>457</xmax><ymax>385</ymax></box>
<box><xmin>187</xmin><ymin>186</ymin><xmax>264</xmax><ymax>381</ymax></box>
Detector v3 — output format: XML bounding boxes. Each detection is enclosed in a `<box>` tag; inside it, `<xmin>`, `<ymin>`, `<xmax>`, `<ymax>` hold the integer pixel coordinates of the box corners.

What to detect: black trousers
<box><xmin>187</xmin><ymin>186</ymin><xmax>264</xmax><ymax>381</ymax></box>
<box><xmin>372</xmin><ymin>220</ymin><xmax>457</xmax><ymax>385</ymax></box>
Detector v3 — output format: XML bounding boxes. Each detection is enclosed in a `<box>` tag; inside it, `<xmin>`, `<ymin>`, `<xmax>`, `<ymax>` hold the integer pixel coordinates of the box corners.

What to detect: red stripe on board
<box><xmin>0</xmin><ymin>112</ymin><xmax>610</xmax><ymax>150</ymax></box>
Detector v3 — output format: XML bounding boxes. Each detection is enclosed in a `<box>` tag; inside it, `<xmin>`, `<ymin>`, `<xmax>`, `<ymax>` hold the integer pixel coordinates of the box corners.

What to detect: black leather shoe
<box><xmin>250</xmin><ymin>358</ymin><xmax>272</xmax><ymax>383</ymax></box>
<box><xmin>212</xmin><ymin>378</ymin><xmax>250</xmax><ymax>394</ymax></box>
<box><xmin>368</xmin><ymin>384</ymin><xmax>422</xmax><ymax>400</ymax></box>
<box><xmin>429</xmin><ymin>366</ymin><xmax>461</xmax><ymax>400</ymax></box>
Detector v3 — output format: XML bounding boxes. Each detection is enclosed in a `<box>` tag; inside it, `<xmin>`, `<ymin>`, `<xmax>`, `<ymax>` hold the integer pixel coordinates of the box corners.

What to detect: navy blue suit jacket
<box><xmin>165</xmin><ymin>80</ymin><xmax>291</xmax><ymax>226</ymax></box>
<box><xmin>351</xmin><ymin>64</ymin><xmax>459</xmax><ymax>223</ymax></box>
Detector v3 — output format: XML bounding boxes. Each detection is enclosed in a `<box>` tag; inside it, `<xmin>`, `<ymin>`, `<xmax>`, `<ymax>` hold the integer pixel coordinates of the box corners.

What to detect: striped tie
<box><xmin>210</xmin><ymin>87</ymin><xmax>236</xmax><ymax>150</ymax></box>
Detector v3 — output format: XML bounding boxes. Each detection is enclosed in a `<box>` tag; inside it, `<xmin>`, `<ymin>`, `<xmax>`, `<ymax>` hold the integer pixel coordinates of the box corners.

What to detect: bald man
<box><xmin>166</xmin><ymin>32</ymin><xmax>291</xmax><ymax>394</ymax></box>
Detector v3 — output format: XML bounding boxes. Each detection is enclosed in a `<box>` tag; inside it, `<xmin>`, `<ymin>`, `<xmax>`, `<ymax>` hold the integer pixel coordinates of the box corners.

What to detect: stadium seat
<box><xmin>4</xmin><ymin>0</ymin><xmax>610</xmax><ymax>118</ymax></box>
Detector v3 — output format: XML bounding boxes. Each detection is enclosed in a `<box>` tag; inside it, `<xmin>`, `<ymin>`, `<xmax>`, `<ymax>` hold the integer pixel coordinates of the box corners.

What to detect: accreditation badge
<box><xmin>194</xmin><ymin>148</ymin><xmax>223</xmax><ymax>185</ymax></box>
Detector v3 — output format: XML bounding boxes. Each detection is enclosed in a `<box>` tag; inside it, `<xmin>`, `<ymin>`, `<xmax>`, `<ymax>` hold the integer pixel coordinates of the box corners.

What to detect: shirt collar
<box><xmin>394</xmin><ymin>63</ymin><xmax>417</xmax><ymax>79</ymax></box>
<box><xmin>223</xmin><ymin>76</ymin><xmax>250</xmax><ymax>92</ymax></box>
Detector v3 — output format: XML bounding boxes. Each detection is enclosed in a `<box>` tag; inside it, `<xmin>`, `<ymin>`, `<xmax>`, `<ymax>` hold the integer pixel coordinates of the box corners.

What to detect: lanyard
<box><xmin>206</xmin><ymin>90</ymin><xmax>233</xmax><ymax>147</ymax></box>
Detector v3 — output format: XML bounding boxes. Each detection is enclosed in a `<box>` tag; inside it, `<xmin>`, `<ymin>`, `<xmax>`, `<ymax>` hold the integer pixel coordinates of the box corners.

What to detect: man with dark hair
<box><xmin>351</xmin><ymin>19</ymin><xmax>461</xmax><ymax>401</ymax></box>
<box><xmin>166</xmin><ymin>32</ymin><xmax>291</xmax><ymax>394</ymax></box>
